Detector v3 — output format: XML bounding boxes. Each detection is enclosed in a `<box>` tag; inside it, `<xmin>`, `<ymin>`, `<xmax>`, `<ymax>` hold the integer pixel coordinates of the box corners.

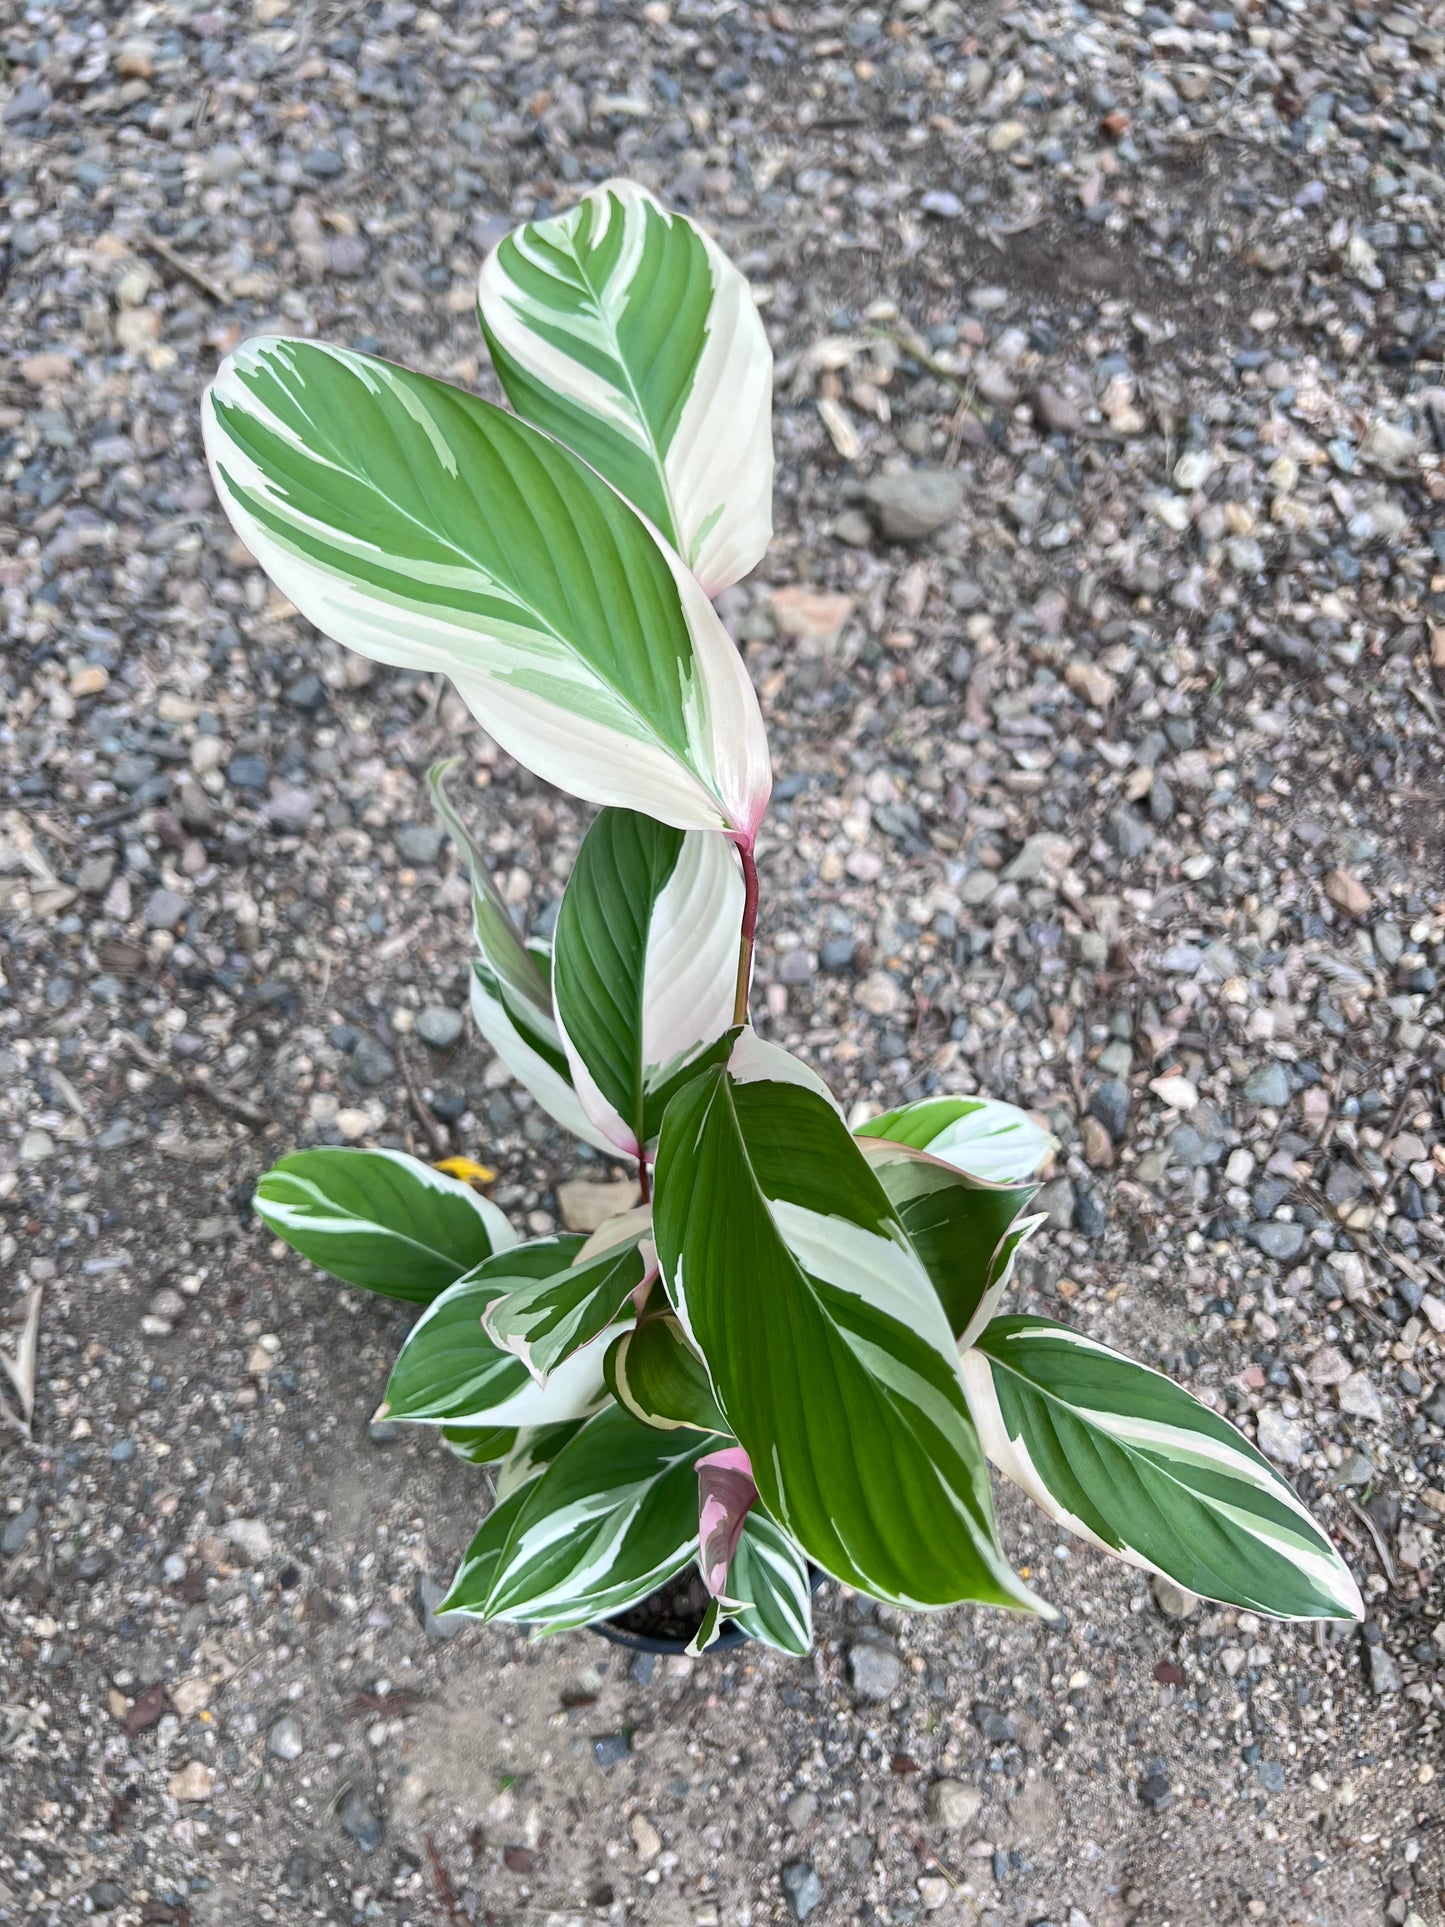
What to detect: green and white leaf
<box><xmin>478</xmin><ymin>179</ymin><xmax>773</xmax><ymax>596</ymax></box>
<box><xmin>480</xmin><ymin>1404</ymin><xmax>720</xmax><ymax>1632</ymax></box>
<box><xmin>482</xmin><ymin>1226</ymin><xmax>649</xmax><ymax>1382</ymax></box>
<box><xmin>859</xmin><ymin>1138</ymin><xmax>1043</xmax><ymax>1347</ymax></box>
<box><xmin>383</xmin><ymin>1238</ymin><xmax>622</xmax><ymax>1429</ymax></box>
<box><xmin>495</xmin><ymin>1419</ymin><xmax>589</xmax><ymax>1501</ymax></box>
<box><xmin>437</xmin><ymin>1486</ymin><xmax>530</xmax><ymax>1618</ymax></box>
<box><xmin>442</xmin><ymin>1424</ymin><xmax>517</xmax><ymax>1465</ymax></box>
<box><xmin>857</xmin><ymin>1097</ymin><xmax>1057</xmax><ymax>1186</ymax></box>
<box><xmin>652</xmin><ymin>1035</ymin><xmax>1044</xmax><ymax>1613</ymax></box>
<box><xmin>727</xmin><ymin>1512</ymin><xmax>813</xmax><ymax>1656</ymax></box>
<box><xmin>552</xmin><ymin>807</ymin><xmax>743</xmax><ymax>1154</ymax></box>
<box><xmin>963</xmin><ymin>1316</ymin><xmax>1363</xmax><ymax>1622</ymax></box>
<box><xmin>430</xmin><ymin>759</ymin><xmax>614</xmax><ymax>1152</ymax></box>
<box><xmin>203</xmin><ymin>337</ymin><xmax>771</xmax><ymax>837</ymax></box>
<box><xmin>253</xmin><ymin>1147</ymin><xmax>515</xmax><ymax>1305</ymax></box>
<box><xmin>604</xmin><ymin>1311</ymin><xmax>727</xmax><ymax>1433</ymax></box>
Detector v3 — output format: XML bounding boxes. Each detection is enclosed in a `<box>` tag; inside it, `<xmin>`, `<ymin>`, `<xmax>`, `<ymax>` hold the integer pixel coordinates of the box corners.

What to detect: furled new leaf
<box><xmin>478</xmin><ymin>179</ymin><xmax>773</xmax><ymax>596</ymax></box>
<box><xmin>857</xmin><ymin>1097</ymin><xmax>1056</xmax><ymax>1186</ymax></box>
<box><xmin>253</xmin><ymin>1147</ymin><xmax>515</xmax><ymax>1305</ymax></box>
<box><xmin>963</xmin><ymin>1316</ymin><xmax>1363</xmax><ymax>1621</ymax></box>
<box><xmin>552</xmin><ymin>808</ymin><xmax>743</xmax><ymax>1154</ymax></box>
<box><xmin>429</xmin><ymin>759</ymin><xmax>614</xmax><ymax>1151</ymax></box>
<box><xmin>482</xmin><ymin>1227</ymin><xmax>649</xmax><ymax>1382</ymax></box>
<box><xmin>203</xmin><ymin>337</ymin><xmax>771</xmax><ymax>837</ymax></box>
<box><xmin>652</xmin><ymin>1036</ymin><xmax>1044</xmax><ymax>1613</ymax></box>
<box><xmin>858</xmin><ymin>1138</ymin><xmax>1043</xmax><ymax>1348</ymax></box>
<box><xmin>604</xmin><ymin>1311</ymin><xmax>727</xmax><ymax>1433</ymax></box>
<box><xmin>480</xmin><ymin>1404</ymin><xmax>720</xmax><ymax>1632</ymax></box>
<box><xmin>382</xmin><ymin>1237</ymin><xmax>622</xmax><ymax>1429</ymax></box>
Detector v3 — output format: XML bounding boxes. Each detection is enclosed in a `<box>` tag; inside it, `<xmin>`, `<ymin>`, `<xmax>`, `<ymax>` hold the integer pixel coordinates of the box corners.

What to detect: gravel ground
<box><xmin>3</xmin><ymin>2</ymin><xmax>1445</xmax><ymax>1924</ymax></box>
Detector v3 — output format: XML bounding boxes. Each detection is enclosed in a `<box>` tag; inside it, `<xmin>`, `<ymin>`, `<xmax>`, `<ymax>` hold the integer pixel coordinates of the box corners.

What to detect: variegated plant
<box><xmin>220</xmin><ymin>180</ymin><xmax>1362</xmax><ymax>1655</ymax></box>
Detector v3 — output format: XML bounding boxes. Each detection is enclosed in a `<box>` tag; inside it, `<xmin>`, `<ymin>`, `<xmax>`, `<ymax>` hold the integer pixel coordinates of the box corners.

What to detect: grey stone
<box><xmin>1243</xmin><ymin>1062</ymin><xmax>1291</xmax><ymax>1109</ymax></box>
<box><xmin>415</xmin><ymin>1007</ymin><xmax>464</xmax><ymax>1050</ymax></box>
<box><xmin>418</xmin><ymin>1572</ymin><xmax>466</xmax><ymax>1641</ymax></box>
<box><xmin>337</xmin><ymin>1787</ymin><xmax>382</xmax><ymax>1852</ymax></box>
<box><xmin>926</xmin><ymin>1779</ymin><xmax>981</xmax><ymax>1830</ymax></box>
<box><xmin>975</xmin><ymin>1705</ymin><xmax>1016</xmax><ymax>1744</ymax></box>
<box><xmin>1108</xmin><ymin>807</ymin><xmax>1154</xmax><ymax>859</ymax></box>
<box><xmin>853</xmin><ymin>469</ymin><xmax>965</xmax><ymax>541</ymax></box>
<box><xmin>143</xmin><ymin>887</ymin><xmax>191</xmax><ymax>930</ymax></box>
<box><xmin>920</xmin><ymin>188</ymin><xmax>963</xmax><ymax>218</ymax></box>
<box><xmin>1256</xmin><ymin>1409</ymin><xmax>1305</xmax><ymax>1466</ymax></box>
<box><xmin>351</xmin><ymin>1036</ymin><xmax>396</xmax><ymax>1088</ymax></box>
<box><xmin>267</xmin><ymin>1715</ymin><xmax>305</xmax><ymax>1761</ymax></box>
<box><xmin>1137</xmin><ymin>1771</ymin><xmax>1173</xmax><ymax>1812</ymax></box>
<box><xmin>1090</xmin><ymin>1079</ymin><xmax>1130</xmax><ymax>1141</ymax></box>
<box><xmin>1248</xmin><ymin>1221</ymin><xmax>1306</xmax><ymax>1261</ymax></box>
<box><xmin>593</xmin><ymin>1731</ymin><xmax>632</xmax><ymax>1769</ymax></box>
<box><xmin>1150</xmin><ymin>1574</ymin><xmax>1198</xmax><ymax>1619</ymax></box>
<box><xmin>2</xmin><ymin>1504</ymin><xmax>39</xmax><ymax>1555</ymax></box>
<box><xmin>1257</xmin><ymin>1760</ymin><xmax>1286</xmax><ymax>1793</ymax></box>
<box><xmin>847</xmin><ymin>1641</ymin><xmax>902</xmax><ymax>1701</ymax></box>
<box><xmin>1366</xmin><ymin>1642</ymin><xmax>1400</xmax><ymax>1695</ymax></box>
<box><xmin>1073</xmin><ymin>1186</ymin><xmax>1107</xmax><ymax>1239</ymax></box>
<box><xmin>396</xmin><ymin>823</ymin><xmax>445</xmax><ymax>865</ymax></box>
<box><xmin>226</xmin><ymin>754</ymin><xmax>270</xmax><ymax>791</ymax></box>
<box><xmin>781</xmin><ymin>1861</ymin><xmax>823</xmax><ymax>1921</ymax></box>
<box><xmin>1035</xmin><ymin>1177</ymin><xmax>1076</xmax><ymax>1232</ymax></box>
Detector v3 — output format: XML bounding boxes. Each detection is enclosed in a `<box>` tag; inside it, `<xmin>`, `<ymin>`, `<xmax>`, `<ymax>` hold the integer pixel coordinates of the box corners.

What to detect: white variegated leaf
<box><xmin>963</xmin><ymin>1316</ymin><xmax>1363</xmax><ymax>1622</ymax></box>
<box><xmin>857</xmin><ymin>1096</ymin><xmax>1057</xmax><ymax>1185</ymax></box>
<box><xmin>383</xmin><ymin>1239</ymin><xmax>622</xmax><ymax>1429</ymax></box>
<box><xmin>429</xmin><ymin>760</ymin><xmax>617</xmax><ymax>1152</ymax></box>
<box><xmin>203</xmin><ymin>337</ymin><xmax>771</xmax><ymax>837</ymax></box>
<box><xmin>653</xmin><ymin>1034</ymin><xmax>1044</xmax><ymax>1614</ymax></box>
<box><xmin>252</xmin><ymin>1146</ymin><xmax>515</xmax><ymax>1305</ymax></box>
<box><xmin>552</xmin><ymin>808</ymin><xmax>743</xmax><ymax>1154</ymax></box>
<box><xmin>727</xmin><ymin>1513</ymin><xmax>813</xmax><ymax>1656</ymax></box>
<box><xmin>480</xmin><ymin>1404</ymin><xmax>721</xmax><ymax>1632</ymax></box>
<box><xmin>478</xmin><ymin>179</ymin><xmax>772</xmax><ymax>596</ymax></box>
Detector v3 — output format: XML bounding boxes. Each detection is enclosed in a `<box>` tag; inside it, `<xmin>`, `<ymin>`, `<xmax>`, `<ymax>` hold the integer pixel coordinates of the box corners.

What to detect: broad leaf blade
<box><xmin>383</xmin><ymin>1237</ymin><xmax>620</xmax><ymax>1428</ymax></box>
<box><xmin>728</xmin><ymin>1513</ymin><xmax>813</xmax><ymax>1657</ymax></box>
<box><xmin>859</xmin><ymin>1138</ymin><xmax>1043</xmax><ymax>1346</ymax></box>
<box><xmin>495</xmin><ymin>1419</ymin><xmax>589</xmax><ymax>1500</ymax></box>
<box><xmin>857</xmin><ymin>1097</ymin><xmax>1056</xmax><ymax>1185</ymax></box>
<box><xmin>552</xmin><ymin>808</ymin><xmax>743</xmax><ymax>1153</ymax></box>
<box><xmin>482</xmin><ymin>1230</ymin><xmax>648</xmax><ymax>1382</ymax></box>
<box><xmin>652</xmin><ymin>1039</ymin><xmax>1044</xmax><ymax>1613</ymax></box>
<box><xmin>965</xmin><ymin>1316</ymin><xmax>1363</xmax><ymax>1621</ymax></box>
<box><xmin>430</xmin><ymin>758</ymin><xmax>615</xmax><ymax>1152</ymax></box>
<box><xmin>253</xmin><ymin>1147</ymin><xmax>515</xmax><ymax>1304</ymax></box>
<box><xmin>203</xmin><ymin>337</ymin><xmax>771</xmax><ymax>836</ymax></box>
<box><xmin>604</xmin><ymin>1312</ymin><xmax>727</xmax><ymax>1433</ymax></box>
<box><xmin>478</xmin><ymin>179</ymin><xmax>773</xmax><ymax>596</ymax></box>
<box><xmin>439</xmin><ymin>1486</ymin><xmax>530</xmax><ymax>1616</ymax></box>
<box><xmin>482</xmin><ymin>1404</ymin><xmax>719</xmax><ymax>1632</ymax></box>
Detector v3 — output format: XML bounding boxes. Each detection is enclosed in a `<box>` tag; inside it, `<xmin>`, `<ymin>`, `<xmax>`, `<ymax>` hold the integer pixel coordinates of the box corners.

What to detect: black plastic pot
<box><xmin>591</xmin><ymin>1565</ymin><xmax>825</xmax><ymax>1657</ymax></box>
<box><xmin>593</xmin><ymin>1613</ymin><xmax>752</xmax><ymax>1656</ymax></box>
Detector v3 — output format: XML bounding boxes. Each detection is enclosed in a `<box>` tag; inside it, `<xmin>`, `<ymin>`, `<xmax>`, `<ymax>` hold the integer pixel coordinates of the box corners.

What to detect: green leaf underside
<box><xmin>385</xmin><ymin>1237</ymin><xmax>589</xmax><ymax>1423</ymax></box>
<box><xmin>483</xmin><ymin>190</ymin><xmax>711</xmax><ymax>552</ymax></box>
<box><xmin>604</xmin><ymin>1312</ymin><xmax>728</xmax><ymax>1433</ymax></box>
<box><xmin>727</xmin><ymin>1512</ymin><xmax>813</xmax><ymax>1655</ymax></box>
<box><xmin>443</xmin><ymin>1424</ymin><xmax>518</xmax><ymax>1465</ymax></box>
<box><xmin>484</xmin><ymin>1236</ymin><xmax>648</xmax><ymax>1382</ymax></box>
<box><xmin>252</xmin><ymin>1147</ymin><xmax>510</xmax><ymax>1304</ymax></box>
<box><xmin>210</xmin><ymin>343</ymin><xmax>706</xmax><ymax>769</ymax></box>
<box><xmin>869</xmin><ymin>1152</ymin><xmax>1037</xmax><ymax>1342</ymax></box>
<box><xmin>974</xmin><ymin>1317</ymin><xmax>1361</xmax><ymax>1620</ymax></box>
<box><xmin>653</xmin><ymin>1065</ymin><xmax>1039</xmax><ymax>1612</ymax></box>
<box><xmin>480</xmin><ymin>1404</ymin><xmax>721</xmax><ymax>1632</ymax></box>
